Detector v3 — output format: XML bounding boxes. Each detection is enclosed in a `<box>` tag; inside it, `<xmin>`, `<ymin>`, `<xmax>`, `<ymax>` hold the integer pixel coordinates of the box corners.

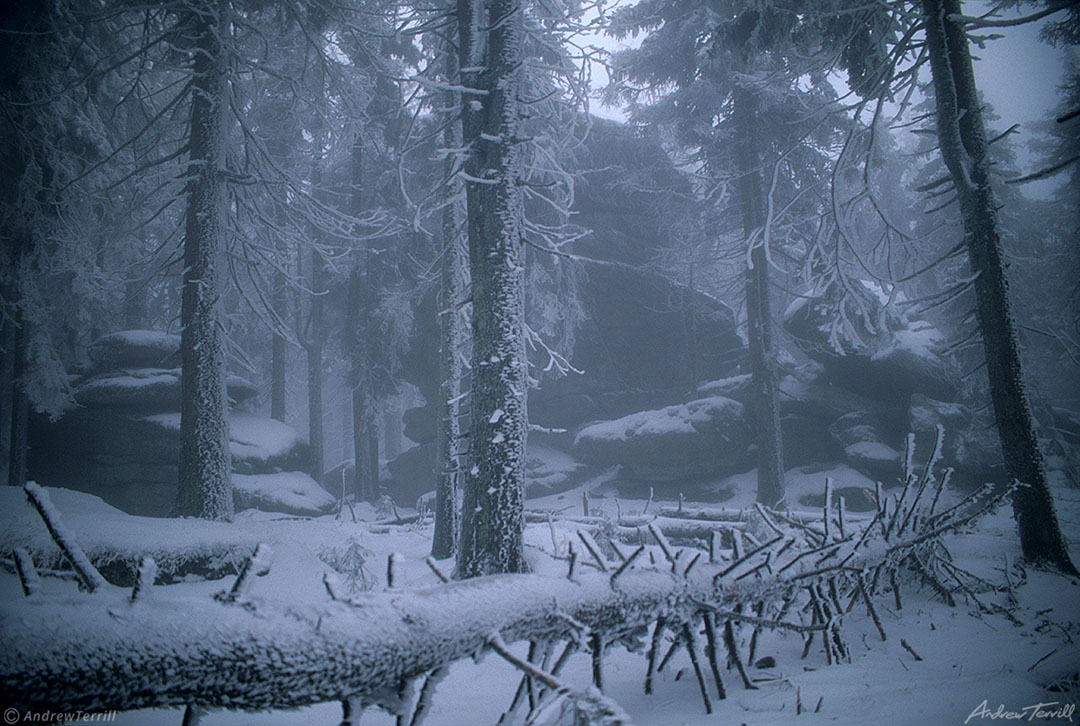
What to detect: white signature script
<box><xmin>965</xmin><ymin>700</ymin><xmax>1075</xmax><ymax>724</ymax></box>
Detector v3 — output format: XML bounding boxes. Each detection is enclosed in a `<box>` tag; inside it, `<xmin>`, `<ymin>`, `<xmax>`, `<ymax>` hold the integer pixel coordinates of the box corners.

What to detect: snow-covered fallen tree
<box><xmin>1</xmin><ymin>431</ymin><xmax>1019</xmax><ymax>722</ymax></box>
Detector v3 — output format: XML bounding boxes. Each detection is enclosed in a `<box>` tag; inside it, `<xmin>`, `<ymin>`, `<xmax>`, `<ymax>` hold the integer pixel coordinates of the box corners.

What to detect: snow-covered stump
<box><xmin>1</xmin><ymin>463</ymin><xmax>1016</xmax><ymax>716</ymax></box>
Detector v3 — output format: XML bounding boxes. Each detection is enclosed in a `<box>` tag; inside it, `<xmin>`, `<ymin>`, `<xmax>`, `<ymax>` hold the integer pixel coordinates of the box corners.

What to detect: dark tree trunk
<box><xmin>432</xmin><ymin>43</ymin><xmax>466</xmax><ymax>560</ymax></box>
<box><xmin>7</xmin><ymin>303</ymin><xmax>28</xmax><ymax>490</ymax></box>
<box><xmin>921</xmin><ymin>0</ymin><xmax>1076</xmax><ymax>573</ymax></box>
<box><xmin>177</xmin><ymin>0</ymin><xmax>232</xmax><ymax>521</ymax></box>
<box><xmin>455</xmin><ymin>0</ymin><xmax>529</xmax><ymax>578</ymax></box>
<box><xmin>305</xmin><ymin>243</ymin><xmax>326</xmax><ymax>482</ymax></box>
<box><xmin>304</xmin><ymin>52</ymin><xmax>329</xmax><ymax>484</ymax></box>
<box><xmin>346</xmin><ymin>138</ymin><xmax>378</xmax><ymax>503</ymax></box>
<box><xmin>271</xmin><ymin>307</ymin><xmax>287</xmax><ymax>423</ymax></box>
<box><xmin>0</xmin><ymin>306</ymin><xmax>12</xmax><ymax>486</ymax></box>
<box><xmin>733</xmin><ymin>85</ymin><xmax>785</xmax><ymax>508</ymax></box>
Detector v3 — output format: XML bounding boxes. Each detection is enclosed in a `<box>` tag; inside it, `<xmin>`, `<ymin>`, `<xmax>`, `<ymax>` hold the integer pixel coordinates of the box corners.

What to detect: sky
<box><xmin>587</xmin><ymin>3</ymin><xmax>1073</xmax><ymax>199</ymax></box>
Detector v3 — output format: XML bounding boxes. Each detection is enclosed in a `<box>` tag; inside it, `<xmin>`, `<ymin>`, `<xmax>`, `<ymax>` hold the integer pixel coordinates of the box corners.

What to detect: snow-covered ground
<box><xmin>2</xmin><ymin>468</ymin><xmax>1077</xmax><ymax>725</ymax></box>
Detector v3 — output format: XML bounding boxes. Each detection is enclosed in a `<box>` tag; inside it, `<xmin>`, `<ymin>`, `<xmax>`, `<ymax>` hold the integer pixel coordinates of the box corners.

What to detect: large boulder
<box><xmin>233</xmin><ymin>472</ymin><xmax>336</xmax><ymax>517</ymax></box>
<box><xmin>829</xmin><ymin>411</ymin><xmax>903</xmax><ymax>483</ymax></box>
<box><xmin>908</xmin><ymin>394</ymin><xmax>1005</xmax><ymax>487</ymax></box>
<box><xmin>385</xmin><ymin>442</ymin><xmax>436</xmax><ymax>506</ymax></box>
<box><xmin>402</xmin><ymin>405</ymin><xmax>437</xmax><ymax>446</ymax></box>
<box><xmin>28</xmin><ymin>409</ymin><xmax>312</xmax><ymax>516</ymax></box>
<box><xmin>572</xmin><ymin>396</ymin><xmax>753</xmax><ymax>482</ymax></box>
<box><xmin>86</xmin><ymin>330</ymin><xmax>181</xmax><ymax>371</ymax></box>
<box><xmin>528</xmin><ymin>264</ymin><xmax>744</xmax><ymax>430</ymax></box>
<box><xmin>698</xmin><ymin>373</ymin><xmax>841</xmax><ymax>468</ymax></box>
<box><xmin>399</xmin><ymin>121</ymin><xmax>745</xmax><ymax>432</ymax></box>
<box><xmin>783</xmin><ymin>282</ymin><xmax>960</xmax><ymax>404</ymax></box>
<box><xmin>73</xmin><ymin>369</ymin><xmax>258</xmax><ymax>410</ymax></box>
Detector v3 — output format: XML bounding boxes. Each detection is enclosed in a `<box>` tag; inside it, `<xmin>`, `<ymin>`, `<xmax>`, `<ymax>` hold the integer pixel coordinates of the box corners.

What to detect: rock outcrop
<box><xmin>28</xmin><ymin>330</ymin><xmax>326</xmax><ymax>517</ymax></box>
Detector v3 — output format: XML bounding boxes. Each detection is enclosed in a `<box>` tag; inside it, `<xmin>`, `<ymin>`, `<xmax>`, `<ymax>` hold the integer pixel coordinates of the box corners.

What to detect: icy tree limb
<box><xmin>12</xmin><ymin>548</ymin><xmax>40</xmax><ymax>598</ymax></box>
<box><xmin>130</xmin><ymin>557</ymin><xmax>158</xmax><ymax>603</ymax></box>
<box><xmin>23</xmin><ymin>483</ymin><xmax>107</xmax><ymax>593</ymax></box>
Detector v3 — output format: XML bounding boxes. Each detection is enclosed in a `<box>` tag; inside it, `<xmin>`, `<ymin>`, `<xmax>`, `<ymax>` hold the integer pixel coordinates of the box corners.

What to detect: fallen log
<box><xmin>2</xmin><ymin>452</ymin><xmax>1011</xmax><ymax>717</ymax></box>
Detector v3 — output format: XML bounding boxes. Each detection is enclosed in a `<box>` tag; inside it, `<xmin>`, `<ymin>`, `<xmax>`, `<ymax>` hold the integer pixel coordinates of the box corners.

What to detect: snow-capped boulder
<box><xmin>829</xmin><ymin>411</ymin><xmax>902</xmax><ymax>483</ymax></box>
<box><xmin>233</xmin><ymin>472</ymin><xmax>336</xmax><ymax>517</ymax></box>
<box><xmin>29</xmin><ymin>409</ymin><xmax>312</xmax><ymax>516</ymax></box>
<box><xmin>87</xmin><ymin>330</ymin><xmax>181</xmax><ymax>371</ymax></box>
<box><xmin>908</xmin><ymin>394</ymin><xmax>1005</xmax><ymax>487</ymax></box>
<box><xmin>73</xmin><ymin>369</ymin><xmax>258</xmax><ymax>410</ymax></box>
<box><xmin>573</xmin><ymin>396</ymin><xmax>753</xmax><ymax>482</ymax></box>
<box><xmin>783</xmin><ymin>282</ymin><xmax>959</xmax><ymax>404</ymax></box>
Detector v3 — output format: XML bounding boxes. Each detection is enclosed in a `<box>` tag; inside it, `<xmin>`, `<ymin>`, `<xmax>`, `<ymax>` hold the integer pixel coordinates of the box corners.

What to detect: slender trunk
<box><xmin>177</xmin><ymin>0</ymin><xmax>232</xmax><ymax>521</ymax></box>
<box><xmin>921</xmin><ymin>0</ymin><xmax>1076</xmax><ymax>573</ymax></box>
<box><xmin>270</xmin><ymin>306</ymin><xmax>287</xmax><ymax>422</ymax></box>
<box><xmin>0</xmin><ymin>305</ymin><xmax>12</xmax><ymax>485</ymax></box>
<box><xmin>455</xmin><ymin>0</ymin><xmax>528</xmax><ymax>577</ymax></box>
<box><xmin>306</xmin><ymin>235</ymin><xmax>325</xmax><ymax>482</ymax></box>
<box><xmin>346</xmin><ymin>136</ymin><xmax>378</xmax><ymax>503</ymax></box>
<box><xmin>305</xmin><ymin>52</ymin><xmax>328</xmax><ymax>484</ymax></box>
<box><xmin>433</xmin><ymin>41</ymin><xmax>466</xmax><ymax>559</ymax></box>
<box><xmin>7</xmin><ymin>302</ymin><xmax>28</xmax><ymax>489</ymax></box>
<box><xmin>733</xmin><ymin>86</ymin><xmax>785</xmax><ymax>508</ymax></box>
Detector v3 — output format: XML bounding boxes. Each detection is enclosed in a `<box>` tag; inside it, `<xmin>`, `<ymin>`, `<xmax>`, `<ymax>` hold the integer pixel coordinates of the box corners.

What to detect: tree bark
<box><xmin>305</xmin><ymin>252</ymin><xmax>325</xmax><ymax>483</ymax></box>
<box><xmin>920</xmin><ymin>0</ymin><xmax>1076</xmax><ymax>573</ymax></box>
<box><xmin>455</xmin><ymin>0</ymin><xmax>529</xmax><ymax>577</ymax></box>
<box><xmin>7</xmin><ymin>302</ymin><xmax>28</xmax><ymax>490</ymax></box>
<box><xmin>733</xmin><ymin>85</ymin><xmax>785</xmax><ymax>508</ymax></box>
<box><xmin>177</xmin><ymin>0</ymin><xmax>233</xmax><ymax>521</ymax></box>
<box><xmin>346</xmin><ymin>136</ymin><xmax>379</xmax><ymax>503</ymax></box>
<box><xmin>432</xmin><ymin>43</ymin><xmax>467</xmax><ymax>560</ymax></box>
<box><xmin>270</xmin><ymin>309</ymin><xmax>287</xmax><ymax>423</ymax></box>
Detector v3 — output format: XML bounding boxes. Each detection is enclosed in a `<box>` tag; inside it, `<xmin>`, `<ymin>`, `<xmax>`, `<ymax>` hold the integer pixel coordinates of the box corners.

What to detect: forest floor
<box><xmin>2</xmin><ymin>468</ymin><xmax>1078</xmax><ymax>726</ymax></box>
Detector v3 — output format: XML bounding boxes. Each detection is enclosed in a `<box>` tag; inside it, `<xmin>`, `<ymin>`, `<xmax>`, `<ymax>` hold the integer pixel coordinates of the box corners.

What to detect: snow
<box><xmin>89</xmin><ymin>330</ymin><xmax>181</xmax><ymax>358</ymax></box>
<box><xmin>871</xmin><ymin>319</ymin><xmax>945</xmax><ymax>363</ymax></box>
<box><xmin>143</xmin><ymin>411</ymin><xmax>303</xmax><ymax>462</ymax></box>
<box><xmin>2</xmin><ymin>471</ymin><xmax>1078</xmax><ymax>725</ymax></box>
<box><xmin>845</xmin><ymin>440</ymin><xmax>902</xmax><ymax>464</ymax></box>
<box><xmin>526</xmin><ymin>443</ymin><xmax>586</xmax><ymax>491</ymax></box>
<box><xmin>576</xmin><ymin>397</ymin><xmax>743</xmax><ymax>444</ymax></box>
<box><xmin>233</xmin><ymin>472</ymin><xmax>336</xmax><ymax>517</ymax></box>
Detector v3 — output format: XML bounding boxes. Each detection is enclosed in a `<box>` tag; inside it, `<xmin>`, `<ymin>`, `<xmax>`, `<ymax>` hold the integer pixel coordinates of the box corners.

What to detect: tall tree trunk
<box><xmin>921</xmin><ymin>0</ymin><xmax>1076</xmax><ymax>574</ymax></box>
<box><xmin>733</xmin><ymin>85</ymin><xmax>785</xmax><ymax>508</ymax></box>
<box><xmin>270</xmin><ymin>302</ymin><xmax>287</xmax><ymax>423</ymax></box>
<box><xmin>0</xmin><ymin>304</ymin><xmax>13</xmax><ymax>486</ymax></box>
<box><xmin>346</xmin><ymin>136</ymin><xmax>378</xmax><ymax>503</ymax></box>
<box><xmin>305</xmin><ymin>242</ymin><xmax>326</xmax><ymax>482</ymax></box>
<box><xmin>455</xmin><ymin>0</ymin><xmax>528</xmax><ymax>578</ymax></box>
<box><xmin>432</xmin><ymin>39</ymin><xmax>466</xmax><ymax>559</ymax></box>
<box><xmin>7</xmin><ymin>301</ymin><xmax>28</xmax><ymax>490</ymax></box>
<box><xmin>177</xmin><ymin>0</ymin><xmax>232</xmax><ymax>521</ymax></box>
<box><xmin>305</xmin><ymin>52</ymin><xmax>328</xmax><ymax>484</ymax></box>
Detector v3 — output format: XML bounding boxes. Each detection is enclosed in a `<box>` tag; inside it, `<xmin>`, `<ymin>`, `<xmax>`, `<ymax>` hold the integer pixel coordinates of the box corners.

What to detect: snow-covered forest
<box><xmin>1</xmin><ymin>0</ymin><xmax>1079</xmax><ymax>723</ymax></box>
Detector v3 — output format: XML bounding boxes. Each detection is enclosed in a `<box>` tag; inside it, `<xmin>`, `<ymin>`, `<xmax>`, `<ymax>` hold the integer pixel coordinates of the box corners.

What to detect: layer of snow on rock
<box><xmin>576</xmin><ymin>396</ymin><xmax>742</xmax><ymax>444</ymax></box>
<box><xmin>526</xmin><ymin>443</ymin><xmax>585</xmax><ymax>489</ymax></box>
<box><xmin>233</xmin><ymin>472</ymin><xmax>336</xmax><ymax>517</ymax></box>
<box><xmin>871</xmin><ymin>319</ymin><xmax>943</xmax><ymax>362</ymax></box>
<box><xmin>229</xmin><ymin>413</ymin><xmax>304</xmax><ymax>461</ymax></box>
<box><xmin>845</xmin><ymin>440</ymin><xmax>901</xmax><ymax>463</ymax></box>
<box><xmin>142</xmin><ymin>412</ymin><xmax>303</xmax><ymax>461</ymax></box>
